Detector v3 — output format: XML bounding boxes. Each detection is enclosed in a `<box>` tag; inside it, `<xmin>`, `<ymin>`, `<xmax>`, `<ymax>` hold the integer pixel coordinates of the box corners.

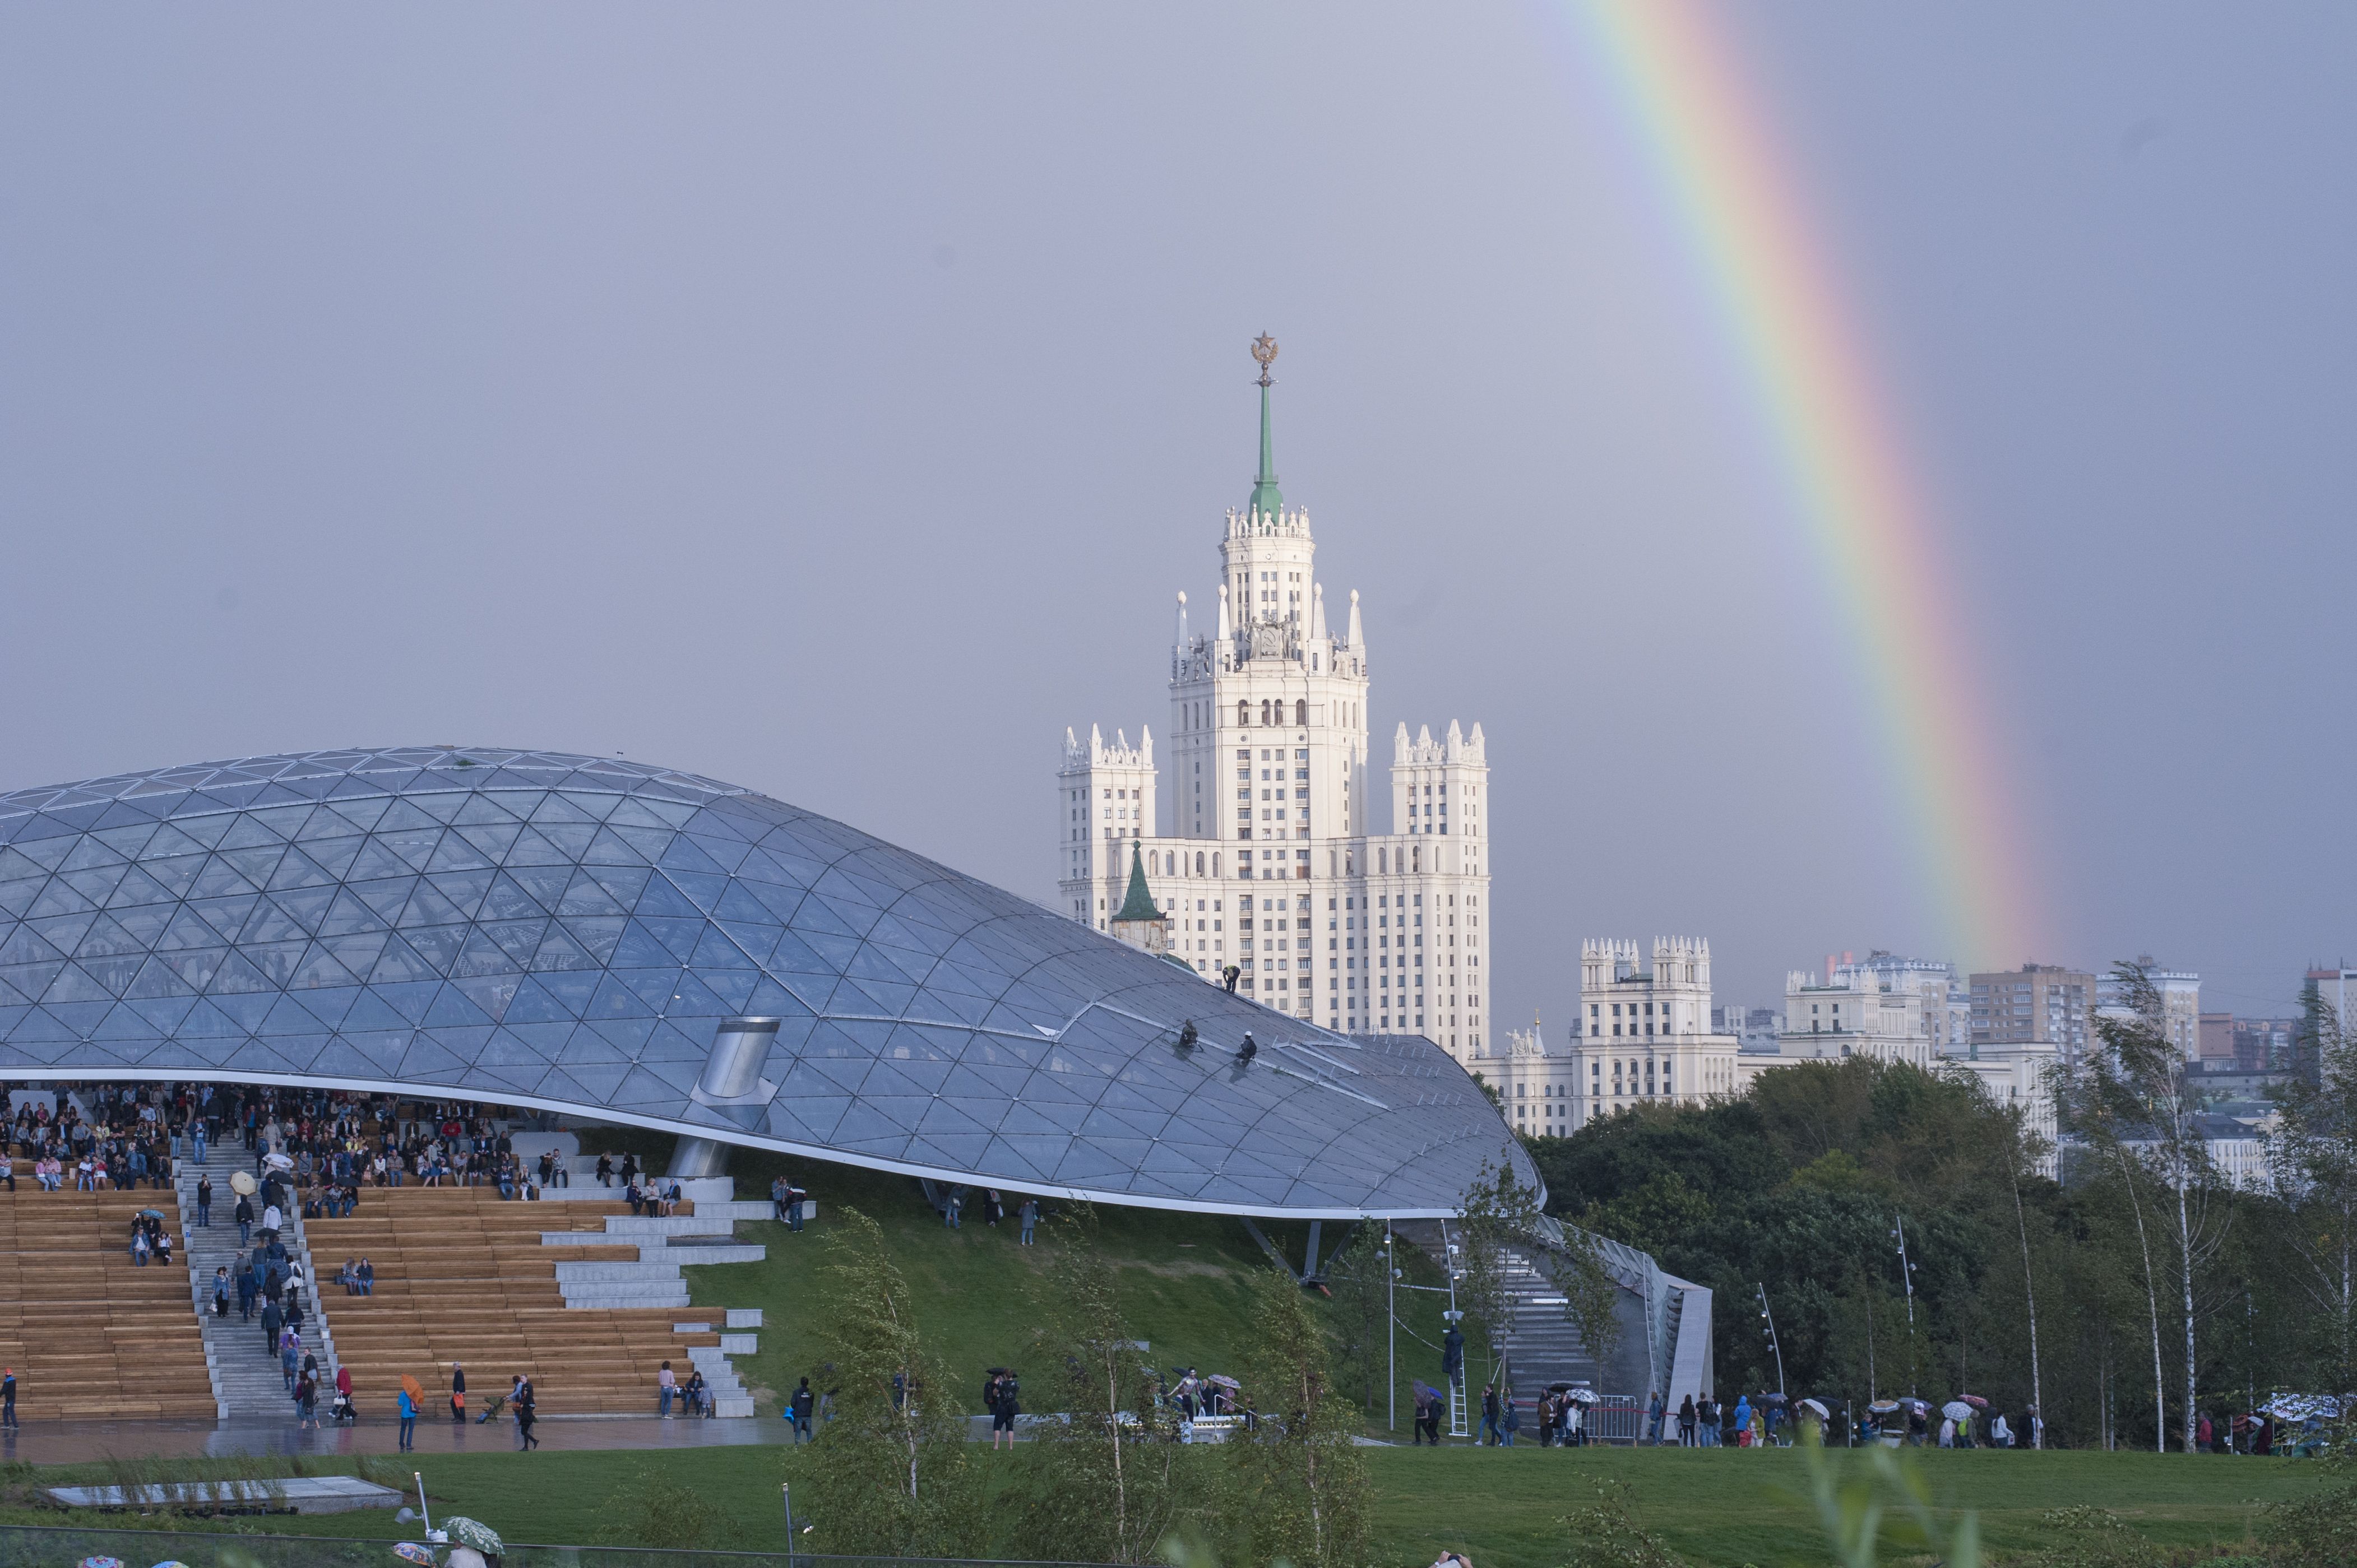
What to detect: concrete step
<box><xmin>557</xmin><ymin>1285</ymin><xmax>692</xmax><ymax>1309</ymax></box>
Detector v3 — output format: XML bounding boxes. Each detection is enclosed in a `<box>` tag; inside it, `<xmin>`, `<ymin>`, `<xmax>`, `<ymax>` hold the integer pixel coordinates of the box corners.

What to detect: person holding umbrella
<box><xmin>396</xmin><ymin>1380</ymin><xmax>418</xmax><ymax>1451</ymax></box>
<box><xmin>1942</xmin><ymin>1399</ymin><xmax>1976</xmax><ymax>1448</ymax></box>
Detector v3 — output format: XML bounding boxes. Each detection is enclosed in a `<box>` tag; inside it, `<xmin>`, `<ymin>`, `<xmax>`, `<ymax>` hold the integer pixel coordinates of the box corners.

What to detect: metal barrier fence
<box><xmin>0</xmin><ymin>1528</ymin><xmax>1118</xmax><ymax>1568</ymax></box>
<box><xmin>1582</xmin><ymin>1395</ymin><xmax>1647</xmax><ymax>1445</ymax></box>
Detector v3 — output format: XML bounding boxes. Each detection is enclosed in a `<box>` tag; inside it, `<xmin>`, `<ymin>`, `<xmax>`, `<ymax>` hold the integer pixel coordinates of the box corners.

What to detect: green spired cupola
<box><xmin>1248</xmin><ymin>332</ymin><xmax>1283</xmax><ymax>516</ymax></box>
<box><xmin>1114</xmin><ymin>841</ymin><xmax>1163</xmax><ymax>923</ymax></box>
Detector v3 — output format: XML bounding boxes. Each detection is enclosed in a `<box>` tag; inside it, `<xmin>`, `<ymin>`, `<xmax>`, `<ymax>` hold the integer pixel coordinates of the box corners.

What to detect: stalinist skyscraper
<box><xmin>1056</xmin><ymin>337</ymin><xmax>1494</xmax><ymax>1060</ymax></box>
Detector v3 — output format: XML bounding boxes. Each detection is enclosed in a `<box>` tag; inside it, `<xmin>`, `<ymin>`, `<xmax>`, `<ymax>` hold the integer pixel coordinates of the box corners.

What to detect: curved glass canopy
<box><xmin>0</xmin><ymin>748</ymin><xmax>1527</xmax><ymax>1216</ymax></box>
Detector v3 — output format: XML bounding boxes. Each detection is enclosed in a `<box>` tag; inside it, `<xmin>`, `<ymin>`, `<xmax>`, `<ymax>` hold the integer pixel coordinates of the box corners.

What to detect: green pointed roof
<box><xmin>1248</xmin><ymin>379</ymin><xmax>1282</xmax><ymax>516</ymax></box>
<box><xmin>1114</xmin><ymin>841</ymin><xmax>1164</xmax><ymax>922</ymax></box>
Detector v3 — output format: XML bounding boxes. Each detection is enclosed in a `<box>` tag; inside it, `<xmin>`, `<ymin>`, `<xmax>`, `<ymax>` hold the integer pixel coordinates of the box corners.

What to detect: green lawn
<box><xmin>2</xmin><ymin>1443</ymin><xmax>2331</xmax><ymax>1565</ymax></box>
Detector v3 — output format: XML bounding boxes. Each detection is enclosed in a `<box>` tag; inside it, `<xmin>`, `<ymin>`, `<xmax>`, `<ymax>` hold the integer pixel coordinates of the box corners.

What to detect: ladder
<box><xmin>1449</xmin><ymin>1371</ymin><xmax>1469</xmax><ymax>1438</ymax></box>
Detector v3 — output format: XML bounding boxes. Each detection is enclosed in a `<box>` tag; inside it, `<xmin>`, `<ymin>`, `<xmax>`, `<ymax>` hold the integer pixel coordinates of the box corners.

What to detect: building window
<box><xmin>1295</xmin><ymin>699</ymin><xmax>1308</xmax><ymax>726</ymax></box>
<box><xmin>1238</xmin><ymin>701</ymin><xmax>1251</xmax><ymax>727</ymax></box>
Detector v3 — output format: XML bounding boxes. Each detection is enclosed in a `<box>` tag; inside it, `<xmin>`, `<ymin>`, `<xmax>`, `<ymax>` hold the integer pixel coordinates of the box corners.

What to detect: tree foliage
<box><xmin>800</xmin><ymin>1205</ymin><xmax>976</xmax><ymax>1556</ymax></box>
<box><xmin>1527</xmin><ymin>1038</ymin><xmax>2332</xmax><ymax>1450</ymax></box>
<box><xmin>1219</xmin><ymin>1267</ymin><xmax>1371</xmax><ymax>1568</ymax></box>
<box><xmin>1015</xmin><ymin>1205</ymin><xmax>1193</xmax><ymax>1564</ymax></box>
<box><xmin>1321</xmin><ymin>1219</ymin><xmax>1393</xmax><ymax>1416</ymax></box>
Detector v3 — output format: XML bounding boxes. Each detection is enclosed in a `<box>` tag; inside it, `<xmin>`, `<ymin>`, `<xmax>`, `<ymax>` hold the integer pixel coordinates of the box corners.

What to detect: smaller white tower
<box><xmin>1056</xmin><ymin>725</ymin><xmax>1157</xmax><ymax>930</ymax></box>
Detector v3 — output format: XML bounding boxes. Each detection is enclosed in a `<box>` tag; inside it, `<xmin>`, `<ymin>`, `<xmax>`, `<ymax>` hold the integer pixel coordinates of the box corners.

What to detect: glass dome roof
<box><xmin>0</xmin><ymin>747</ymin><xmax>1526</xmax><ymax>1216</ymax></box>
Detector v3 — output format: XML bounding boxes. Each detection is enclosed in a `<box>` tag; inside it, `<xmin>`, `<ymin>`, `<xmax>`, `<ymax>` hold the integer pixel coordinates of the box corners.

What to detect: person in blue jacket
<box><xmin>397</xmin><ymin>1385</ymin><xmax>418</xmax><ymax>1451</ymax></box>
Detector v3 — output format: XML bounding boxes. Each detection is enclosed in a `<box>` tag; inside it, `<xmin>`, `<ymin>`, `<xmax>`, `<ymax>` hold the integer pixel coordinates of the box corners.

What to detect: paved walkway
<box><xmin>0</xmin><ymin>1413</ymin><xmax>797</xmax><ymax>1465</ymax></box>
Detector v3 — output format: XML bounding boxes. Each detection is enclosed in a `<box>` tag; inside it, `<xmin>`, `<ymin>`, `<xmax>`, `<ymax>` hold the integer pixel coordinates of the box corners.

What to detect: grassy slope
<box><xmin>2</xmin><ymin>1445</ymin><xmax>2325</xmax><ymax>1566</ymax></box>
<box><xmin>671</xmin><ymin>1151</ymin><xmax>1475</xmax><ymax>1428</ymax></box>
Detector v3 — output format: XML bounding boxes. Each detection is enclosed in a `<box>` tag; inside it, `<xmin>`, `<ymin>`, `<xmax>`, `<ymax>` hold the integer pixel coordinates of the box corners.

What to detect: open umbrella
<box><xmin>76</xmin><ymin>1557</ymin><xmax>126</xmax><ymax>1568</ymax></box>
<box><xmin>265</xmin><ymin>1152</ymin><xmax>294</xmax><ymax>1171</ymax></box>
<box><xmin>150</xmin><ymin>1561</ymin><xmax>193</xmax><ymax>1567</ymax></box>
<box><xmin>401</xmin><ymin>1374</ymin><xmax>427</xmax><ymax>1404</ymax></box>
<box><xmin>1941</xmin><ymin>1400</ymin><xmax>1974</xmax><ymax>1422</ymax></box>
<box><xmin>1206</xmin><ymin>1374</ymin><xmax>1241</xmax><ymax>1390</ymax></box>
<box><xmin>441</xmin><ymin>1517</ymin><xmax>503</xmax><ymax>1556</ymax></box>
<box><xmin>1563</xmin><ymin>1387</ymin><xmax>1600</xmax><ymax>1406</ymax></box>
<box><xmin>138</xmin><ymin>1208</ymin><xmax>164</xmax><ymax>1218</ymax></box>
<box><xmin>1868</xmin><ymin>1399</ymin><xmax>1904</xmax><ymax>1416</ymax></box>
<box><xmin>1960</xmin><ymin>1394</ymin><xmax>1989</xmax><ymax>1409</ymax></box>
<box><xmin>392</xmin><ymin>1546</ymin><xmax>437</xmax><ymax>1565</ymax></box>
<box><xmin>1799</xmin><ymin>1398</ymin><xmax>1830</xmax><ymax>1419</ymax></box>
<box><xmin>229</xmin><ymin>1171</ymin><xmax>257</xmax><ymax>1195</ymax></box>
<box><xmin>1763</xmin><ymin>1392</ymin><xmax>1786</xmax><ymax>1405</ymax></box>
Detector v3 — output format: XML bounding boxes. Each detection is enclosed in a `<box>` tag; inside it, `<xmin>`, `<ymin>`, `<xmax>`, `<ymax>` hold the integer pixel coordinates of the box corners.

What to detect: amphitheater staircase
<box><xmin>171</xmin><ymin>1162</ymin><xmax>338</xmax><ymax>1419</ymax></box>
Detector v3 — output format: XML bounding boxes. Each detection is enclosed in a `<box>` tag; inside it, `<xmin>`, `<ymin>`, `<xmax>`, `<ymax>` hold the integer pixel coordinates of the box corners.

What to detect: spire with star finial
<box><xmin>1248</xmin><ymin>333</ymin><xmax>1282</xmax><ymax>517</ymax></box>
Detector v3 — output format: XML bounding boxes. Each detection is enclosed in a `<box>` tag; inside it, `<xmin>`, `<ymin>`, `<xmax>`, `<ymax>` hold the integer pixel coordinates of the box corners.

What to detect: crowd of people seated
<box><xmin>3</xmin><ymin>1082</ymin><xmax>180</xmax><ymax>1193</ymax></box>
<box><xmin>2</xmin><ymin>1080</ymin><xmax>552</xmax><ymax>1206</ymax></box>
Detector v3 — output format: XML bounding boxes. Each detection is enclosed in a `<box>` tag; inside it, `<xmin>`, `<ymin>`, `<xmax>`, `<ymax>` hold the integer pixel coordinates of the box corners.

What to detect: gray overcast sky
<box><xmin>3</xmin><ymin>4</ymin><xmax>2351</xmax><ymax>1029</ymax></box>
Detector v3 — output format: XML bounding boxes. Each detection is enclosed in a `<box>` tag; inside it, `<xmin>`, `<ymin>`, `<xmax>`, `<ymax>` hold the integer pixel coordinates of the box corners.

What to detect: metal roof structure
<box><xmin>0</xmin><ymin>747</ymin><xmax>1528</xmax><ymax>1216</ymax></box>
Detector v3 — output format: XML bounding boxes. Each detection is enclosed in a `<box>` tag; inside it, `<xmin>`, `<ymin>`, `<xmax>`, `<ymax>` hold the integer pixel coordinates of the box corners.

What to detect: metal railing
<box><xmin>0</xmin><ymin>1528</ymin><xmax>1121</xmax><ymax>1568</ymax></box>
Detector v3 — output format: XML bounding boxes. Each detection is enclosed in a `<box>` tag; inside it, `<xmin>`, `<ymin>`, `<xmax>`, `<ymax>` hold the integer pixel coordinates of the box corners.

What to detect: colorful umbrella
<box><xmin>401</xmin><ymin>1374</ymin><xmax>427</xmax><ymax>1404</ymax></box>
<box><xmin>393</xmin><ymin>1545</ymin><xmax>437</xmax><ymax>1565</ymax></box>
<box><xmin>150</xmin><ymin>1561</ymin><xmax>193</xmax><ymax>1567</ymax></box>
<box><xmin>76</xmin><ymin>1557</ymin><xmax>126</xmax><ymax>1568</ymax></box>
<box><xmin>441</xmin><ymin>1516</ymin><xmax>503</xmax><ymax>1555</ymax></box>
<box><xmin>1960</xmin><ymin>1394</ymin><xmax>1990</xmax><ymax>1409</ymax></box>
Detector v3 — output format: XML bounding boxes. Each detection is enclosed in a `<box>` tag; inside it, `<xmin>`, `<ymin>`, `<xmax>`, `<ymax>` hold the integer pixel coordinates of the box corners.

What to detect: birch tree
<box><xmin>803</xmin><ymin>1207</ymin><xmax>975</xmax><ymax>1555</ymax></box>
<box><xmin>2268</xmin><ymin>1001</ymin><xmax>2357</xmax><ymax>1389</ymax></box>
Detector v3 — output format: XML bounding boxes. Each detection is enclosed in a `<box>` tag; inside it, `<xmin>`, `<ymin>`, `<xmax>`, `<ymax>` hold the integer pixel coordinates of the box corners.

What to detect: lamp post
<box><xmin>1892</xmin><ymin>1214</ymin><xmax>1921</xmax><ymax>1398</ymax></box>
<box><xmin>1385</xmin><ymin>1219</ymin><xmax>1397</xmax><ymax>1433</ymax></box>
<box><xmin>1756</xmin><ymin>1282</ymin><xmax>1786</xmax><ymax>1400</ymax></box>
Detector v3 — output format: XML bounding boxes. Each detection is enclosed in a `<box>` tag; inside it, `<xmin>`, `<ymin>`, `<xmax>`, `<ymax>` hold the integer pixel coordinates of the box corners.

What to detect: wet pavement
<box><xmin>0</xmin><ymin>1413</ymin><xmax>797</xmax><ymax>1465</ymax></box>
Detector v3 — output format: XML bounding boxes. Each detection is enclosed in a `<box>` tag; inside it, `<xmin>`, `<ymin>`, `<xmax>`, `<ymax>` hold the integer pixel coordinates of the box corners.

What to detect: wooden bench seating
<box><xmin>0</xmin><ymin>1186</ymin><xmax>215</xmax><ymax>1421</ymax></box>
<box><xmin>308</xmin><ymin>1187</ymin><xmax>727</xmax><ymax>1416</ymax></box>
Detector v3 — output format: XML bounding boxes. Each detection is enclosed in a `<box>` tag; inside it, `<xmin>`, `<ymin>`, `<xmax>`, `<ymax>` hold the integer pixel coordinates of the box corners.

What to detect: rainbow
<box><xmin>1566</xmin><ymin>0</ymin><xmax>2039</xmax><ymax>966</ymax></box>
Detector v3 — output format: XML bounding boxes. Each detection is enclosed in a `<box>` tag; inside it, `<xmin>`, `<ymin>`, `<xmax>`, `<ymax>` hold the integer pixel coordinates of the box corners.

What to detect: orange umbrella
<box><xmin>401</xmin><ymin>1374</ymin><xmax>425</xmax><ymax>1404</ymax></box>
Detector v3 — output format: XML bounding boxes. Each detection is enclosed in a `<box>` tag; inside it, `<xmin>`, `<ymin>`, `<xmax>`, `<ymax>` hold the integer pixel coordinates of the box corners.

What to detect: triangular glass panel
<box><xmin>427</xmin><ymin>980</ymin><xmax>503</xmax><ymax>1027</ymax></box>
<box><xmin>26</xmin><ymin>880</ymin><xmax>96</xmax><ymax>920</ymax></box>
<box><xmin>558</xmin><ymin>916</ymin><xmax>626</xmax><ymax>966</ymax></box>
<box><xmin>479</xmin><ymin>871</ymin><xmax>551</xmax><ymax>922</ymax></box>
<box><xmin>425</xmin><ymin>831</ymin><xmax>497</xmax><ymax>874</ymax></box>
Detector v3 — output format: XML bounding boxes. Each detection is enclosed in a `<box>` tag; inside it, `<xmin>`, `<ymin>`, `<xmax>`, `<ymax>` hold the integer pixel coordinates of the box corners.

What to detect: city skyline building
<box><xmin>1055</xmin><ymin>341</ymin><xmax>1494</xmax><ymax>1057</ymax></box>
<box><xmin>1970</xmin><ymin>962</ymin><xmax>2096</xmax><ymax>1063</ymax></box>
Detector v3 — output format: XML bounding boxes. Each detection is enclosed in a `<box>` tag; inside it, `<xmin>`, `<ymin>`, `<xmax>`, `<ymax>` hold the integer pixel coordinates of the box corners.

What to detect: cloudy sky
<box><xmin>3</xmin><ymin>4</ymin><xmax>2351</xmax><ymax>1029</ymax></box>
